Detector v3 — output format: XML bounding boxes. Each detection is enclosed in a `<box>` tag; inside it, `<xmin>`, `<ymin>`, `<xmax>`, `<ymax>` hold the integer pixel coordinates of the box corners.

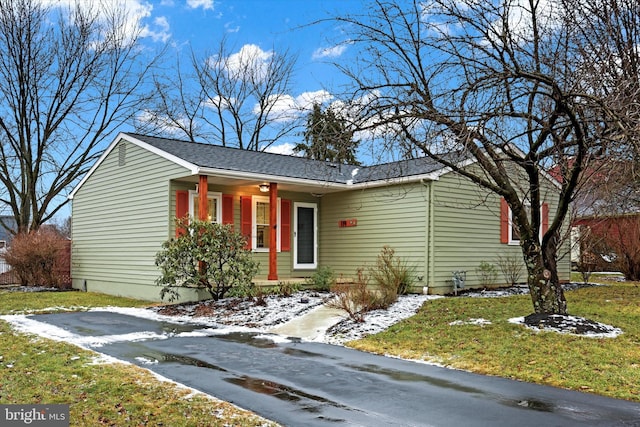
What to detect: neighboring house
<box><xmin>69</xmin><ymin>133</ymin><xmax>570</xmax><ymax>302</ymax></box>
<box><xmin>0</xmin><ymin>216</ymin><xmax>17</xmax><ymax>253</ymax></box>
<box><xmin>0</xmin><ymin>216</ymin><xmax>16</xmax><ymax>282</ymax></box>
<box><xmin>555</xmin><ymin>158</ymin><xmax>640</xmax><ymax>270</ymax></box>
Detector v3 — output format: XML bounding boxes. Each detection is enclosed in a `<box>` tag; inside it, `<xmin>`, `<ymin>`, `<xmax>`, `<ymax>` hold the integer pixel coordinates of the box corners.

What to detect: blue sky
<box><xmin>130</xmin><ymin>0</ymin><xmax>365</xmax><ymax>152</ymax></box>
<box><xmin>45</xmin><ymin>0</ymin><xmax>367</xmax><ymax>221</ymax></box>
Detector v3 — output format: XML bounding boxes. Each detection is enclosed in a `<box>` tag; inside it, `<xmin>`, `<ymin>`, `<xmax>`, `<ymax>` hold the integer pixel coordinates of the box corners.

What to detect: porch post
<box><xmin>198</xmin><ymin>175</ymin><xmax>208</xmax><ymax>221</ymax></box>
<box><xmin>198</xmin><ymin>175</ymin><xmax>208</xmax><ymax>277</ymax></box>
<box><xmin>268</xmin><ymin>182</ymin><xmax>278</xmax><ymax>280</ymax></box>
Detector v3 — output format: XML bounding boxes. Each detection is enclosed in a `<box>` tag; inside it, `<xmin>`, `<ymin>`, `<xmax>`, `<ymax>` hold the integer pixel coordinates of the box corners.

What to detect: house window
<box><xmin>256</xmin><ymin>199</ymin><xmax>269</xmax><ymax>248</ymax></box>
<box><xmin>507</xmin><ymin>203</ymin><xmax>546</xmax><ymax>245</ymax></box>
<box><xmin>252</xmin><ymin>196</ymin><xmax>280</xmax><ymax>251</ymax></box>
<box><xmin>189</xmin><ymin>190</ymin><xmax>222</xmax><ymax>223</ymax></box>
<box><xmin>508</xmin><ymin>207</ymin><xmax>522</xmax><ymax>244</ymax></box>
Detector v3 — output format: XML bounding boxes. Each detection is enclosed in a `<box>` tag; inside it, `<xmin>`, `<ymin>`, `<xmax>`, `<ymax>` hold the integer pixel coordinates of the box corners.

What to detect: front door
<box><xmin>294</xmin><ymin>202</ymin><xmax>317</xmax><ymax>269</ymax></box>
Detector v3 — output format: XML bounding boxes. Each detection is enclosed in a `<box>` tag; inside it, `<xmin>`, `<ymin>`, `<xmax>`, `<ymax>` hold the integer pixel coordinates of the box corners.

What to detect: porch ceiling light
<box><xmin>259</xmin><ymin>183</ymin><xmax>270</xmax><ymax>193</ymax></box>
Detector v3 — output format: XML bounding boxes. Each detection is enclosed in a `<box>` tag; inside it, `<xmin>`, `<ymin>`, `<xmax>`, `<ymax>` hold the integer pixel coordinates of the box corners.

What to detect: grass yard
<box><xmin>1</xmin><ymin>281</ymin><xmax>638</xmax><ymax>426</ymax></box>
<box><xmin>348</xmin><ymin>280</ymin><xmax>640</xmax><ymax>402</ymax></box>
<box><xmin>0</xmin><ymin>290</ymin><xmax>277</xmax><ymax>427</ymax></box>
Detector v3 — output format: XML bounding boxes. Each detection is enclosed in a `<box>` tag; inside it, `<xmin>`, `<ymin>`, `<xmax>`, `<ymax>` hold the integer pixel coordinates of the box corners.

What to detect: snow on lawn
<box><xmin>1</xmin><ymin>283</ymin><xmax>622</xmax><ymax>351</ymax></box>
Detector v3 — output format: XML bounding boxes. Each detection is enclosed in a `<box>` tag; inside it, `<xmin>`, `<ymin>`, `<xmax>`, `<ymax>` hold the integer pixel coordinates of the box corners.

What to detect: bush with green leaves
<box><xmin>275</xmin><ymin>280</ymin><xmax>300</xmax><ymax>297</ymax></box>
<box><xmin>307</xmin><ymin>266</ymin><xmax>336</xmax><ymax>291</ymax></box>
<box><xmin>155</xmin><ymin>219</ymin><xmax>259</xmax><ymax>301</ymax></box>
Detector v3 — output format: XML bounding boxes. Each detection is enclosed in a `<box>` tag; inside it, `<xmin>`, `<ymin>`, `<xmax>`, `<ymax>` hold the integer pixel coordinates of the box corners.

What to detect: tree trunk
<box><xmin>522</xmin><ymin>237</ymin><xmax>567</xmax><ymax>315</ymax></box>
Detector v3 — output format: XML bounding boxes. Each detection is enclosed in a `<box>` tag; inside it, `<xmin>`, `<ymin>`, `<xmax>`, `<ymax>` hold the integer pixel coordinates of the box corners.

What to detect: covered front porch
<box><xmin>173</xmin><ymin>173</ymin><xmax>331</xmax><ymax>282</ymax></box>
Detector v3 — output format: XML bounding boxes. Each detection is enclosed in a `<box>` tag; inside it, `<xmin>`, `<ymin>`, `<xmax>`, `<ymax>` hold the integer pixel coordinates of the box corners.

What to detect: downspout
<box><xmin>198</xmin><ymin>175</ymin><xmax>208</xmax><ymax>221</ymax></box>
<box><xmin>423</xmin><ymin>181</ymin><xmax>430</xmax><ymax>293</ymax></box>
<box><xmin>268</xmin><ymin>182</ymin><xmax>278</xmax><ymax>280</ymax></box>
<box><xmin>429</xmin><ymin>181</ymin><xmax>435</xmax><ymax>289</ymax></box>
<box><xmin>198</xmin><ymin>175</ymin><xmax>208</xmax><ymax>277</ymax></box>
<box><xmin>421</xmin><ymin>179</ymin><xmax>435</xmax><ymax>292</ymax></box>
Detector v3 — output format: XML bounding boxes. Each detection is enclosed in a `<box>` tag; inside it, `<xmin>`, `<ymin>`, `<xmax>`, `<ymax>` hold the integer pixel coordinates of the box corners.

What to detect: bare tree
<box><xmin>0</xmin><ymin>0</ymin><xmax>161</xmax><ymax>233</ymax></box>
<box><xmin>330</xmin><ymin>0</ymin><xmax>630</xmax><ymax>314</ymax></box>
<box><xmin>564</xmin><ymin>0</ymin><xmax>640</xmax><ymax>158</ymax></box>
<box><xmin>145</xmin><ymin>38</ymin><xmax>299</xmax><ymax>151</ymax></box>
<box><xmin>558</xmin><ymin>0</ymin><xmax>640</xmax><ymax>279</ymax></box>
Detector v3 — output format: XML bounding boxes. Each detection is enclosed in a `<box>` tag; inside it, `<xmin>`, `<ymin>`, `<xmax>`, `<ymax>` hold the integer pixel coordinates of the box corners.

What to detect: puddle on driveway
<box><xmin>127</xmin><ymin>343</ymin><xmax>355</xmax><ymax>421</ymax></box>
<box><xmin>224</xmin><ymin>374</ymin><xmax>353</xmax><ymax>414</ymax></box>
<box><xmin>281</xmin><ymin>347</ymin><xmax>335</xmax><ymax>359</ymax></box>
<box><xmin>139</xmin><ymin>350</ymin><xmax>229</xmax><ymax>372</ymax></box>
<box><xmin>213</xmin><ymin>331</ymin><xmax>279</xmax><ymax>348</ymax></box>
<box><xmin>345</xmin><ymin>363</ymin><xmax>560</xmax><ymax>414</ymax></box>
<box><xmin>32</xmin><ymin>311</ymin><xmax>214</xmax><ymax>337</ymax></box>
<box><xmin>502</xmin><ymin>398</ymin><xmax>555</xmax><ymax>412</ymax></box>
<box><xmin>344</xmin><ymin>363</ymin><xmax>482</xmax><ymax>394</ymax></box>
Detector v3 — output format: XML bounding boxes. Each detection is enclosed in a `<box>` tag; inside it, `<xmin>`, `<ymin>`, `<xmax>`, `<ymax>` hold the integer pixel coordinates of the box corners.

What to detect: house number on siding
<box><xmin>338</xmin><ymin>219</ymin><xmax>358</xmax><ymax>228</ymax></box>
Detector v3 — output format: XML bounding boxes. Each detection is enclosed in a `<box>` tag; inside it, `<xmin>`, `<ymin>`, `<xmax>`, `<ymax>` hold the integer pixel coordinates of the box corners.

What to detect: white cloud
<box><xmin>312</xmin><ymin>44</ymin><xmax>348</xmax><ymax>60</ymax></box>
<box><xmin>225</xmin><ymin>44</ymin><xmax>274</xmax><ymax>81</ymax></box>
<box><xmin>254</xmin><ymin>90</ymin><xmax>334</xmax><ymax>123</ymax></box>
<box><xmin>263</xmin><ymin>142</ymin><xmax>297</xmax><ymax>155</ymax></box>
<box><xmin>187</xmin><ymin>0</ymin><xmax>214</xmax><ymax>10</ymax></box>
<box><xmin>224</xmin><ymin>22</ymin><xmax>240</xmax><ymax>33</ymax></box>
<box><xmin>296</xmin><ymin>90</ymin><xmax>334</xmax><ymax>110</ymax></box>
<box><xmin>136</xmin><ymin>110</ymin><xmax>190</xmax><ymax>136</ymax></box>
<box><xmin>43</xmin><ymin>0</ymin><xmax>158</xmax><ymax>45</ymax></box>
<box><xmin>203</xmin><ymin>95</ymin><xmax>234</xmax><ymax>111</ymax></box>
<box><xmin>207</xmin><ymin>44</ymin><xmax>276</xmax><ymax>83</ymax></box>
<box><xmin>257</xmin><ymin>94</ymin><xmax>299</xmax><ymax>123</ymax></box>
<box><xmin>141</xmin><ymin>16</ymin><xmax>171</xmax><ymax>43</ymax></box>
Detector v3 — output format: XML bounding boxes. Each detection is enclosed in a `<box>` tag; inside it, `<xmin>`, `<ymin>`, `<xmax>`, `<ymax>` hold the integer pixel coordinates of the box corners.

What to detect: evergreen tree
<box><xmin>295</xmin><ymin>104</ymin><xmax>360</xmax><ymax>165</ymax></box>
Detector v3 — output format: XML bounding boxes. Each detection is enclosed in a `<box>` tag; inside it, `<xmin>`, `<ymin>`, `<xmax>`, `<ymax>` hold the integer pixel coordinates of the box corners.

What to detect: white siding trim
<box><xmin>68</xmin><ymin>133</ymin><xmax>196</xmax><ymax>199</ymax></box>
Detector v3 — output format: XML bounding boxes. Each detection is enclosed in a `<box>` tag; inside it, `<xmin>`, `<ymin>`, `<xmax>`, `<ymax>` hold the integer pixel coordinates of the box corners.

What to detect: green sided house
<box><xmin>69</xmin><ymin>132</ymin><xmax>570</xmax><ymax>302</ymax></box>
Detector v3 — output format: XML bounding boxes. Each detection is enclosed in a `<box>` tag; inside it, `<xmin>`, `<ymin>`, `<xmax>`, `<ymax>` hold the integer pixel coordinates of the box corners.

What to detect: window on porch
<box><xmin>189</xmin><ymin>190</ymin><xmax>221</xmax><ymax>223</ymax></box>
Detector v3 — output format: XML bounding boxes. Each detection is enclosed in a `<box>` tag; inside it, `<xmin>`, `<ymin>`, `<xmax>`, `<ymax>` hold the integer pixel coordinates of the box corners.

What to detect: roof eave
<box><xmin>196</xmin><ymin>166</ymin><xmax>350</xmax><ymax>190</ymax></box>
<box><xmin>68</xmin><ymin>133</ymin><xmax>198</xmax><ymax>200</ymax></box>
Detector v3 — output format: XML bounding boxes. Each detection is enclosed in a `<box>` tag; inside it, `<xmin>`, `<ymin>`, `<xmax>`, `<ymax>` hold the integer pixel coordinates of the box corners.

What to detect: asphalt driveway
<box><xmin>28</xmin><ymin>310</ymin><xmax>640</xmax><ymax>427</ymax></box>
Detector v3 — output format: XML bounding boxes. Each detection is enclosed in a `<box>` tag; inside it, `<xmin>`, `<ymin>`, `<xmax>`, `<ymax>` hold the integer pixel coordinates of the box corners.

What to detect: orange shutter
<box><xmin>280</xmin><ymin>199</ymin><xmax>291</xmax><ymax>251</ymax></box>
<box><xmin>175</xmin><ymin>190</ymin><xmax>189</xmax><ymax>237</ymax></box>
<box><xmin>500</xmin><ymin>198</ymin><xmax>509</xmax><ymax>244</ymax></box>
<box><xmin>541</xmin><ymin>203</ymin><xmax>549</xmax><ymax>235</ymax></box>
<box><xmin>240</xmin><ymin>196</ymin><xmax>252</xmax><ymax>249</ymax></box>
<box><xmin>222</xmin><ymin>194</ymin><xmax>234</xmax><ymax>225</ymax></box>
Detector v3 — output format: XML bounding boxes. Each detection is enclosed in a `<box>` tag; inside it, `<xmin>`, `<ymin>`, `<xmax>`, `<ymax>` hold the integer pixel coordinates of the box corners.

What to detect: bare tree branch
<box><xmin>329</xmin><ymin>0</ymin><xmax>633</xmax><ymax>314</ymax></box>
<box><xmin>143</xmin><ymin>38</ymin><xmax>299</xmax><ymax>151</ymax></box>
<box><xmin>0</xmin><ymin>0</ymin><xmax>162</xmax><ymax>232</ymax></box>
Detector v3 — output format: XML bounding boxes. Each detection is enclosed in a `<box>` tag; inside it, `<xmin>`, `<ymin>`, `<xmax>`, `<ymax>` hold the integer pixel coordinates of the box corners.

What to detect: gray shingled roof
<box><xmin>127</xmin><ymin>133</ymin><xmax>454</xmax><ymax>184</ymax></box>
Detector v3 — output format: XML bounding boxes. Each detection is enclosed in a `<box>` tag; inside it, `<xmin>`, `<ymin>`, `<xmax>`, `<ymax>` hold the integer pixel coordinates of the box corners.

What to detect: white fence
<box><xmin>0</xmin><ymin>256</ymin><xmax>10</xmax><ymax>274</ymax></box>
<box><xmin>0</xmin><ymin>255</ymin><xmax>17</xmax><ymax>284</ymax></box>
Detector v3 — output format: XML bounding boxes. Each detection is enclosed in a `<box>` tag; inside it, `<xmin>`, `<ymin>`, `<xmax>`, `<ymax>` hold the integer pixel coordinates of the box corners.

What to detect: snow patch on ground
<box><xmin>324</xmin><ymin>294</ymin><xmax>441</xmax><ymax>345</ymax></box>
<box><xmin>149</xmin><ymin>291</ymin><xmax>331</xmax><ymax>329</ymax></box>
<box><xmin>135</xmin><ymin>356</ymin><xmax>159</xmax><ymax>365</ymax></box>
<box><xmin>509</xmin><ymin>314</ymin><xmax>623</xmax><ymax>338</ymax></box>
<box><xmin>1</xmin><ymin>284</ymin><xmax>623</xmax><ymax>356</ymax></box>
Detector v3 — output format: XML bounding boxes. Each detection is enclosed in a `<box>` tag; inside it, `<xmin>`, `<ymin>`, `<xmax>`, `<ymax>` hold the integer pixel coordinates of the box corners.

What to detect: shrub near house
<box><xmin>155</xmin><ymin>220</ymin><xmax>259</xmax><ymax>301</ymax></box>
<box><xmin>4</xmin><ymin>228</ymin><xmax>71</xmax><ymax>288</ymax></box>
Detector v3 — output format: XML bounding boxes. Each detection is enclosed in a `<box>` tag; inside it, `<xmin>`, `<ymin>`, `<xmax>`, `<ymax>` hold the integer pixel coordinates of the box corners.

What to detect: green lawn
<box><xmin>348</xmin><ymin>280</ymin><xmax>640</xmax><ymax>402</ymax></box>
<box><xmin>0</xmin><ymin>290</ymin><xmax>278</xmax><ymax>427</ymax></box>
<box><xmin>2</xmin><ymin>282</ymin><xmax>638</xmax><ymax>426</ymax></box>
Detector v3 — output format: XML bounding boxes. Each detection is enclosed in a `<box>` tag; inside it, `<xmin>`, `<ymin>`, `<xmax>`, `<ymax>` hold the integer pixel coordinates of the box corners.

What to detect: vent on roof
<box><xmin>118</xmin><ymin>142</ymin><xmax>126</xmax><ymax>166</ymax></box>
